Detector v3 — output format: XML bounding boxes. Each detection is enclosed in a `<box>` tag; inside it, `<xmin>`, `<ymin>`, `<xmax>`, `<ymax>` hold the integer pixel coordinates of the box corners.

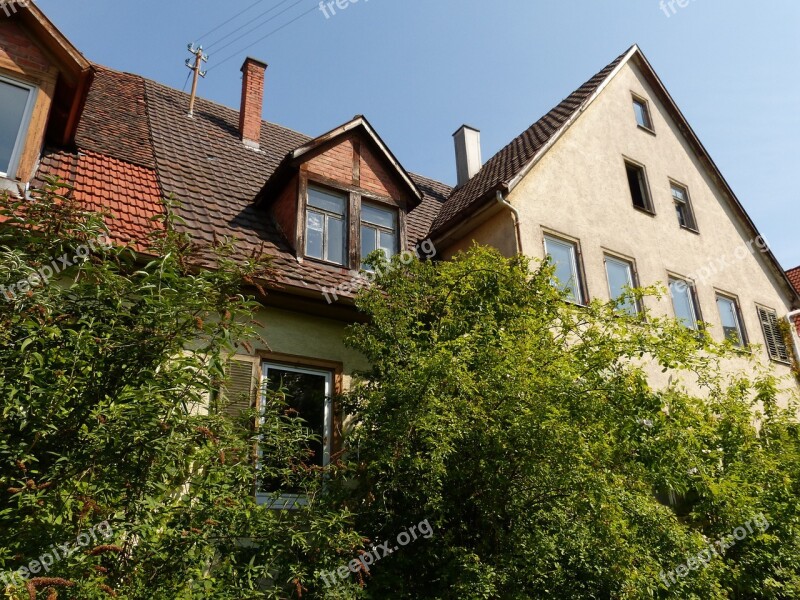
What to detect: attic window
<box><xmin>625</xmin><ymin>161</ymin><xmax>654</xmax><ymax>214</ymax></box>
<box><xmin>0</xmin><ymin>76</ymin><xmax>36</xmax><ymax>179</ymax></box>
<box><xmin>671</xmin><ymin>182</ymin><xmax>698</xmax><ymax>232</ymax></box>
<box><xmin>305</xmin><ymin>186</ymin><xmax>347</xmax><ymax>266</ymax></box>
<box><xmin>632</xmin><ymin>95</ymin><xmax>654</xmax><ymax>132</ymax></box>
<box><xmin>360</xmin><ymin>203</ymin><xmax>397</xmax><ymax>270</ymax></box>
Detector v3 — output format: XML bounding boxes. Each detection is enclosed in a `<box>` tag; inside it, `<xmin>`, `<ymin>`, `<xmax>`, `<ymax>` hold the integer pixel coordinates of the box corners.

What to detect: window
<box><xmin>605</xmin><ymin>255</ymin><xmax>639</xmax><ymax>315</ymax></box>
<box><xmin>669</xmin><ymin>277</ymin><xmax>700</xmax><ymax>330</ymax></box>
<box><xmin>305</xmin><ymin>186</ymin><xmax>346</xmax><ymax>265</ymax></box>
<box><xmin>258</xmin><ymin>363</ymin><xmax>333</xmax><ymax>503</ymax></box>
<box><xmin>625</xmin><ymin>161</ymin><xmax>654</xmax><ymax>213</ymax></box>
<box><xmin>544</xmin><ymin>235</ymin><xmax>585</xmax><ymax>304</ymax></box>
<box><xmin>360</xmin><ymin>202</ymin><xmax>397</xmax><ymax>269</ymax></box>
<box><xmin>632</xmin><ymin>95</ymin><xmax>654</xmax><ymax>131</ymax></box>
<box><xmin>0</xmin><ymin>76</ymin><xmax>36</xmax><ymax>178</ymax></box>
<box><xmin>716</xmin><ymin>294</ymin><xmax>746</xmax><ymax>347</ymax></box>
<box><xmin>757</xmin><ymin>306</ymin><xmax>790</xmax><ymax>363</ymax></box>
<box><xmin>671</xmin><ymin>182</ymin><xmax>698</xmax><ymax>231</ymax></box>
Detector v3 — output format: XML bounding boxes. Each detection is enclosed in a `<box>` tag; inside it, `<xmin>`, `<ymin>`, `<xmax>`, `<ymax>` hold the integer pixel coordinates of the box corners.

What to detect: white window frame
<box><xmin>668</xmin><ymin>276</ymin><xmax>701</xmax><ymax>330</ymax></box>
<box><xmin>604</xmin><ymin>254</ymin><xmax>639</xmax><ymax>315</ymax></box>
<box><xmin>257</xmin><ymin>362</ymin><xmax>333</xmax><ymax>509</ymax></box>
<box><xmin>543</xmin><ymin>234</ymin><xmax>585</xmax><ymax>305</ymax></box>
<box><xmin>715</xmin><ymin>293</ymin><xmax>746</xmax><ymax>347</ymax></box>
<box><xmin>304</xmin><ymin>185</ymin><xmax>347</xmax><ymax>266</ymax></box>
<box><xmin>632</xmin><ymin>94</ymin><xmax>654</xmax><ymax>132</ymax></box>
<box><xmin>360</xmin><ymin>201</ymin><xmax>398</xmax><ymax>269</ymax></box>
<box><xmin>0</xmin><ymin>74</ymin><xmax>37</xmax><ymax>179</ymax></box>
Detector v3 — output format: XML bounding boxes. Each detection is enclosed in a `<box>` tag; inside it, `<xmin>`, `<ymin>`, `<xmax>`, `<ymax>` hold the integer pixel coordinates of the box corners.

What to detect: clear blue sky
<box><xmin>37</xmin><ymin>0</ymin><xmax>800</xmax><ymax>269</ymax></box>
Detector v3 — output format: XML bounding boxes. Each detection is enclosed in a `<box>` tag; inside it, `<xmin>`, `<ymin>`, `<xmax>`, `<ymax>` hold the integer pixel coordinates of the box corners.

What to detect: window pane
<box><xmin>308</xmin><ymin>187</ymin><xmax>346</xmax><ymax>215</ymax></box>
<box><xmin>327</xmin><ymin>216</ymin><xmax>345</xmax><ymax>265</ymax></box>
<box><xmin>0</xmin><ymin>80</ymin><xmax>30</xmax><ymax>174</ymax></box>
<box><xmin>626</xmin><ymin>163</ymin><xmax>649</xmax><ymax>211</ymax></box>
<box><xmin>305</xmin><ymin>211</ymin><xmax>324</xmax><ymax>259</ymax></box>
<box><xmin>545</xmin><ymin>237</ymin><xmax>582</xmax><ymax>304</ymax></box>
<box><xmin>717</xmin><ymin>297</ymin><xmax>743</xmax><ymax>346</ymax></box>
<box><xmin>261</xmin><ymin>367</ymin><xmax>330</xmax><ymax>495</ymax></box>
<box><xmin>379</xmin><ymin>230</ymin><xmax>396</xmax><ymax>257</ymax></box>
<box><xmin>633</xmin><ymin>100</ymin><xmax>651</xmax><ymax>129</ymax></box>
<box><xmin>675</xmin><ymin>203</ymin><xmax>688</xmax><ymax>228</ymax></box>
<box><xmin>362</xmin><ymin>204</ymin><xmax>396</xmax><ymax>229</ymax></box>
<box><xmin>606</xmin><ymin>257</ymin><xmax>637</xmax><ymax>315</ymax></box>
<box><xmin>671</xmin><ymin>186</ymin><xmax>686</xmax><ymax>203</ymax></box>
<box><xmin>669</xmin><ymin>279</ymin><xmax>698</xmax><ymax>330</ymax></box>
<box><xmin>361</xmin><ymin>225</ymin><xmax>377</xmax><ymax>268</ymax></box>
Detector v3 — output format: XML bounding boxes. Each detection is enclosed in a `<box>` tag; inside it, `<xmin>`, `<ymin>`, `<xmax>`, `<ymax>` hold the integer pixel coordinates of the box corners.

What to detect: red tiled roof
<box><xmin>787</xmin><ymin>267</ymin><xmax>800</xmax><ymax>294</ymax></box>
<box><xmin>37</xmin><ymin>149</ymin><xmax>163</xmax><ymax>248</ymax></box>
<box><xmin>430</xmin><ymin>47</ymin><xmax>632</xmax><ymax>237</ymax></box>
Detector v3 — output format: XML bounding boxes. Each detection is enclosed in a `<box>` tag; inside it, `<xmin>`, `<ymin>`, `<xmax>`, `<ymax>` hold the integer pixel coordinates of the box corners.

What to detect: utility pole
<box><xmin>185</xmin><ymin>43</ymin><xmax>208</xmax><ymax>117</ymax></box>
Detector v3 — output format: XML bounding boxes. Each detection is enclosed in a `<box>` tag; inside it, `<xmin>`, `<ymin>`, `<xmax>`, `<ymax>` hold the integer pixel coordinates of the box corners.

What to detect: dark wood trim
<box><xmin>297</xmin><ymin>170</ymin><xmax>308</xmax><ymax>258</ymax></box>
<box><xmin>349</xmin><ymin>192</ymin><xmax>361</xmax><ymax>270</ymax></box>
<box><xmin>352</xmin><ymin>140</ymin><xmax>361</xmax><ymax>187</ymax></box>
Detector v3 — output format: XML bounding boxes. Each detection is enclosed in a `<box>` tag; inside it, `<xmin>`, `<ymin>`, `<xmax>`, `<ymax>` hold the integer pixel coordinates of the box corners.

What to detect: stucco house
<box><xmin>2</xmin><ymin>4</ymin><xmax>798</xmax><ymax>496</ymax></box>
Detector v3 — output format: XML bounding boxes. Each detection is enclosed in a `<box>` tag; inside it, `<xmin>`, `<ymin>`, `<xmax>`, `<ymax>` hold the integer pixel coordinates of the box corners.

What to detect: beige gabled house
<box><xmin>431</xmin><ymin>45</ymin><xmax>800</xmax><ymax>392</ymax></box>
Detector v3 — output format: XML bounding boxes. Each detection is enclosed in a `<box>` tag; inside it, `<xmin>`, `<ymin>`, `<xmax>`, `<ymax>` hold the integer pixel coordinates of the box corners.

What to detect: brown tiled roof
<box><xmin>430</xmin><ymin>46</ymin><xmax>633</xmax><ymax>236</ymax></box>
<box><xmin>34</xmin><ymin>65</ymin><xmax>450</xmax><ymax>301</ymax></box>
<box><xmin>787</xmin><ymin>267</ymin><xmax>800</xmax><ymax>294</ymax></box>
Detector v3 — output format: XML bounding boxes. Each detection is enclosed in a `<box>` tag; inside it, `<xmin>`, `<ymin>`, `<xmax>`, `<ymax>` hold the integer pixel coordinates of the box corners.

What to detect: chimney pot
<box><xmin>453</xmin><ymin>125</ymin><xmax>482</xmax><ymax>187</ymax></box>
<box><xmin>239</xmin><ymin>57</ymin><xmax>268</xmax><ymax>150</ymax></box>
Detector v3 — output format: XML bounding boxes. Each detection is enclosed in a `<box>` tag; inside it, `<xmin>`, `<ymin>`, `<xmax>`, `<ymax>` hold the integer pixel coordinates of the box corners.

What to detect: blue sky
<box><xmin>37</xmin><ymin>0</ymin><xmax>800</xmax><ymax>269</ymax></box>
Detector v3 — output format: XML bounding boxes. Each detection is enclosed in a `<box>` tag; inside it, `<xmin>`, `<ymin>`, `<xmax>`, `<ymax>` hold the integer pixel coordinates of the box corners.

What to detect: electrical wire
<box><xmin>206</xmin><ymin>0</ymin><xmax>307</xmax><ymax>56</ymax></box>
<box><xmin>203</xmin><ymin>0</ymin><xmax>296</xmax><ymax>50</ymax></box>
<box><xmin>194</xmin><ymin>0</ymin><xmax>266</xmax><ymax>45</ymax></box>
<box><xmin>207</xmin><ymin>3</ymin><xmax>319</xmax><ymax>72</ymax></box>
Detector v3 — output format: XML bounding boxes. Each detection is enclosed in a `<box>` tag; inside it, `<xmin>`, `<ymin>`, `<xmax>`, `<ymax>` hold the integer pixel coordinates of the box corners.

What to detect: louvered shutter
<box><xmin>220</xmin><ymin>356</ymin><xmax>260</xmax><ymax>419</ymax></box>
<box><xmin>758</xmin><ymin>307</ymin><xmax>790</xmax><ymax>363</ymax></box>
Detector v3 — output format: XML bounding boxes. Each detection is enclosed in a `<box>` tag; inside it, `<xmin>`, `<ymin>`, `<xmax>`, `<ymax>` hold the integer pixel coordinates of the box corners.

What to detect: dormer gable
<box><xmin>0</xmin><ymin>3</ymin><xmax>91</xmax><ymax>188</ymax></box>
<box><xmin>259</xmin><ymin>116</ymin><xmax>422</xmax><ymax>271</ymax></box>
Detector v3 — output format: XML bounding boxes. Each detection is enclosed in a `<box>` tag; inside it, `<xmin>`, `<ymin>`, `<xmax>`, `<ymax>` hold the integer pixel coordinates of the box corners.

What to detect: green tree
<box><xmin>0</xmin><ymin>181</ymin><xmax>362</xmax><ymax>599</ymax></box>
<box><xmin>338</xmin><ymin>246</ymin><xmax>800</xmax><ymax>599</ymax></box>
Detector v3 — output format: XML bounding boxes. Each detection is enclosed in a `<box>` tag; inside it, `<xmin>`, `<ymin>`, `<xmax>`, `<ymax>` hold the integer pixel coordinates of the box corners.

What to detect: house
<box><xmin>2</xmin><ymin>4</ymin><xmax>798</xmax><ymax>499</ymax></box>
<box><xmin>787</xmin><ymin>266</ymin><xmax>800</xmax><ymax>336</ymax></box>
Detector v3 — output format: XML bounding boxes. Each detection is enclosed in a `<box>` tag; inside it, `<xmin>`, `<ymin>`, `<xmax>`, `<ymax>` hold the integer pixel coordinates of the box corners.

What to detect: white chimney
<box><xmin>453</xmin><ymin>125</ymin><xmax>482</xmax><ymax>187</ymax></box>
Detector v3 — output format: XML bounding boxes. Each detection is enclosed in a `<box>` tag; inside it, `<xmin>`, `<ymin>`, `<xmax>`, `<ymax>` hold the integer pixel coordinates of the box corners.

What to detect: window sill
<box><xmin>632</xmin><ymin>205</ymin><xmax>656</xmax><ymax>217</ymax></box>
<box><xmin>303</xmin><ymin>255</ymin><xmax>349</xmax><ymax>270</ymax></box>
<box><xmin>637</xmin><ymin>124</ymin><xmax>657</xmax><ymax>136</ymax></box>
<box><xmin>680</xmin><ymin>225</ymin><xmax>700</xmax><ymax>235</ymax></box>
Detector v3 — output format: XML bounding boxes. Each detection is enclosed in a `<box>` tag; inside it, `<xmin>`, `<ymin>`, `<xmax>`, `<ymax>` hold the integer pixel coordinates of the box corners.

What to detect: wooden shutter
<box><xmin>758</xmin><ymin>307</ymin><xmax>790</xmax><ymax>363</ymax></box>
<box><xmin>220</xmin><ymin>356</ymin><xmax>260</xmax><ymax>419</ymax></box>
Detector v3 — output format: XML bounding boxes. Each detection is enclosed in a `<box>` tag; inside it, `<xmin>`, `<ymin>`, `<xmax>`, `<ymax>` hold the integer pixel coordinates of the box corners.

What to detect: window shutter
<box><xmin>758</xmin><ymin>307</ymin><xmax>790</xmax><ymax>363</ymax></box>
<box><xmin>220</xmin><ymin>356</ymin><xmax>260</xmax><ymax>419</ymax></box>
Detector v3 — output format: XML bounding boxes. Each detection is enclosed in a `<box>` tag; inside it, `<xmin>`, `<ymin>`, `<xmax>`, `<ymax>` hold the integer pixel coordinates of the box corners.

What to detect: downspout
<box><xmin>786</xmin><ymin>309</ymin><xmax>800</xmax><ymax>365</ymax></box>
<box><xmin>496</xmin><ymin>190</ymin><xmax>523</xmax><ymax>256</ymax></box>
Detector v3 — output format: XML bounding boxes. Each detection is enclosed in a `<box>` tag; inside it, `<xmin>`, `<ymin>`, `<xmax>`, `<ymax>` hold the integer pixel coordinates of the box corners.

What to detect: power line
<box><xmin>204</xmin><ymin>0</ymin><xmax>296</xmax><ymax>50</ymax></box>
<box><xmin>206</xmin><ymin>0</ymin><xmax>306</xmax><ymax>55</ymax></box>
<box><xmin>208</xmin><ymin>3</ymin><xmax>319</xmax><ymax>72</ymax></box>
<box><xmin>195</xmin><ymin>0</ymin><xmax>266</xmax><ymax>44</ymax></box>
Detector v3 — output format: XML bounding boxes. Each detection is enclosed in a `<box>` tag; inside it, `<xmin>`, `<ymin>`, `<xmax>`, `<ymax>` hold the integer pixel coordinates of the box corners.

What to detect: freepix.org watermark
<box><xmin>321</xmin><ymin>238</ymin><xmax>437</xmax><ymax>304</ymax></box>
<box><xmin>1</xmin><ymin>234</ymin><xmax>112</xmax><ymax>302</ymax></box>
<box><xmin>659</xmin><ymin>0</ymin><xmax>699</xmax><ymax>18</ymax></box>
<box><xmin>319</xmin><ymin>519</ymin><xmax>434</xmax><ymax>588</ymax></box>
<box><xmin>1</xmin><ymin>0</ymin><xmax>33</xmax><ymax>18</ymax></box>
<box><xmin>318</xmin><ymin>0</ymin><xmax>370</xmax><ymax>19</ymax></box>
<box><xmin>660</xmin><ymin>513</ymin><xmax>770</xmax><ymax>588</ymax></box>
<box><xmin>0</xmin><ymin>521</ymin><xmax>115</xmax><ymax>589</ymax></box>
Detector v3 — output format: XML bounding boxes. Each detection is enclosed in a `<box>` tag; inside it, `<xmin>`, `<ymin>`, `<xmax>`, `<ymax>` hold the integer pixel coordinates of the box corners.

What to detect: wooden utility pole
<box><xmin>185</xmin><ymin>44</ymin><xmax>208</xmax><ymax>117</ymax></box>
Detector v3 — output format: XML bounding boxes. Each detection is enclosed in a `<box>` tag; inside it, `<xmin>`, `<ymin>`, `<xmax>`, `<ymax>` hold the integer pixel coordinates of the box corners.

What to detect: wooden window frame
<box><xmin>631</xmin><ymin>93</ymin><xmax>655</xmax><ymax>134</ymax></box>
<box><xmin>0</xmin><ymin>73</ymin><xmax>38</xmax><ymax>180</ymax></box>
<box><xmin>303</xmin><ymin>184</ymin><xmax>349</xmax><ymax>267</ymax></box>
<box><xmin>624</xmin><ymin>158</ymin><xmax>656</xmax><ymax>215</ymax></box>
<box><xmin>670</xmin><ymin>180</ymin><xmax>699</xmax><ymax>233</ymax></box>
<box><xmin>715</xmin><ymin>292</ymin><xmax>748</xmax><ymax>348</ymax></box>
<box><xmin>543</xmin><ymin>231</ymin><xmax>588</xmax><ymax>306</ymax></box>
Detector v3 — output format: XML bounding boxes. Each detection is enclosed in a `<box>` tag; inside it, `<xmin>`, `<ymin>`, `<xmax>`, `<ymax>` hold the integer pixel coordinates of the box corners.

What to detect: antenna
<box><xmin>185</xmin><ymin>43</ymin><xmax>208</xmax><ymax>117</ymax></box>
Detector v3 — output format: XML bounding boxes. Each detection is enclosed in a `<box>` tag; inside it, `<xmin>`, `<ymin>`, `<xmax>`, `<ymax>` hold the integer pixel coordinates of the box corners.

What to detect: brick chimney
<box><xmin>239</xmin><ymin>57</ymin><xmax>267</xmax><ymax>150</ymax></box>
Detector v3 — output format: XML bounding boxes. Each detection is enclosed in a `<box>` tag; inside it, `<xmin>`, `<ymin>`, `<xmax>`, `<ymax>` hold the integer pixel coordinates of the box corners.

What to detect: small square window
<box><xmin>544</xmin><ymin>235</ymin><xmax>585</xmax><ymax>305</ymax></box>
<box><xmin>669</xmin><ymin>277</ymin><xmax>701</xmax><ymax>330</ymax></box>
<box><xmin>716</xmin><ymin>294</ymin><xmax>746</xmax><ymax>347</ymax></box>
<box><xmin>671</xmin><ymin>183</ymin><xmax>698</xmax><ymax>232</ymax></box>
<box><xmin>632</xmin><ymin>96</ymin><xmax>654</xmax><ymax>131</ymax></box>
<box><xmin>625</xmin><ymin>161</ymin><xmax>654</xmax><ymax>213</ymax></box>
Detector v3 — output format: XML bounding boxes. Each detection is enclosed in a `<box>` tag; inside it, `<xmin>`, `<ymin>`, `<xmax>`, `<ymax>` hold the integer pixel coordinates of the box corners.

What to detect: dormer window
<box><xmin>0</xmin><ymin>75</ymin><xmax>37</xmax><ymax>179</ymax></box>
<box><xmin>360</xmin><ymin>203</ymin><xmax>397</xmax><ymax>269</ymax></box>
<box><xmin>305</xmin><ymin>186</ymin><xmax>347</xmax><ymax>266</ymax></box>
